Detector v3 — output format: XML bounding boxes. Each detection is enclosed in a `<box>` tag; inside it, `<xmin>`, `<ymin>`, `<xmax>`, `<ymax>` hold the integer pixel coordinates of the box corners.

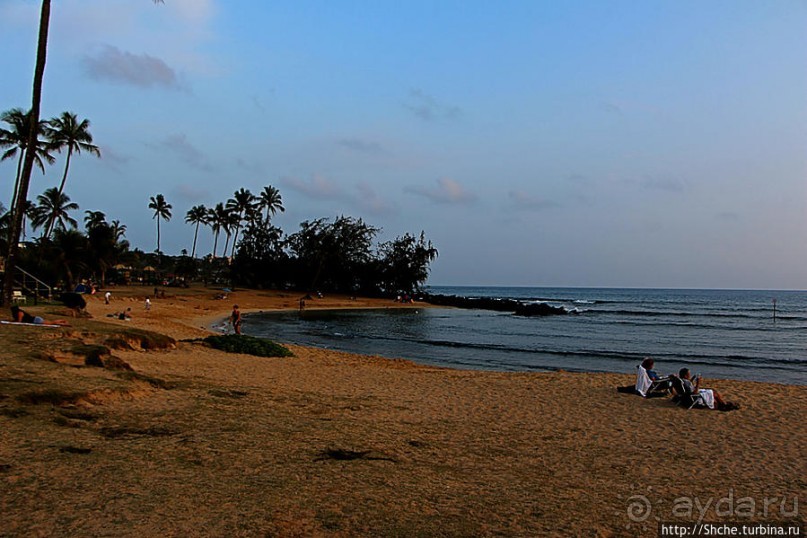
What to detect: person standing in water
<box><xmin>231</xmin><ymin>304</ymin><xmax>242</xmax><ymax>335</ymax></box>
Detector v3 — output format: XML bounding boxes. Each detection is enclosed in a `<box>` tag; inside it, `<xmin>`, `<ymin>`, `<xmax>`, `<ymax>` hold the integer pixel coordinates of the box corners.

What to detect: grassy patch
<box><xmin>203</xmin><ymin>335</ymin><xmax>293</xmax><ymax>358</ymax></box>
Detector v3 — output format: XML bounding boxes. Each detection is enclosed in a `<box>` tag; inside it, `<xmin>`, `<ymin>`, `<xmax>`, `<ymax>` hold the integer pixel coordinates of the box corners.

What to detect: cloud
<box><xmin>82</xmin><ymin>45</ymin><xmax>183</xmax><ymax>90</ymax></box>
<box><xmin>640</xmin><ymin>175</ymin><xmax>687</xmax><ymax>193</ymax></box>
<box><xmin>282</xmin><ymin>174</ymin><xmax>344</xmax><ymax>200</ymax></box>
<box><xmin>235</xmin><ymin>157</ymin><xmax>266</xmax><ymax>176</ymax></box>
<box><xmin>172</xmin><ymin>183</ymin><xmax>210</xmax><ymax>203</ymax></box>
<box><xmin>405</xmin><ymin>178</ymin><xmax>476</xmax><ymax>205</ymax></box>
<box><xmin>151</xmin><ymin>133</ymin><xmax>213</xmax><ymax>171</ymax></box>
<box><xmin>98</xmin><ymin>146</ymin><xmax>130</xmax><ymax>170</ymax></box>
<box><xmin>403</xmin><ymin>89</ymin><xmax>461</xmax><ymax>121</ymax></box>
<box><xmin>336</xmin><ymin>138</ymin><xmax>384</xmax><ymax>155</ymax></box>
<box><xmin>355</xmin><ymin>182</ymin><xmax>396</xmax><ymax>216</ymax></box>
<box><xmin>717</xmin><ymin>211</ymin><xmax>740</xmax><ymax>221</ymax></box>
<box><xmin>508</xmin><ymin>190</ymin><xmax>559</xmax><ymax>212</ymax></box>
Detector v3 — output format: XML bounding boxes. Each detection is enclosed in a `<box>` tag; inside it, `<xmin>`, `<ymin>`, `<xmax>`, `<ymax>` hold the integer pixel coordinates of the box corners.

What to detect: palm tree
<box><xmin>0</xmin><ymin>108</ymin><xmax>55</xmax><ymax>211</ymax></box>
<box><xmin>226</xmin><ymin>188</ymin><xmax>257</xmax><ymax>257</ymax></box>
<box><xmin>46</xmin><ymin>111</ymin><xmax>101</xmax><ymax>196</ymax></box>
<box><xmin>184</xmin><ymin>204</ymin><xmax>207</xmax><ymax>258</ymax></box>
<box><xmin>2</xmin><ymin>0</ymin><xmax>52</xmax><ymax>306</ymax></box>
<box><xmin>148</xmin><ymin>194</ymin><xmax>172</xmax><ymax>254</ymax></box>
<box><xmin>221</xmin><ymin>208</ymin><xmax>240</xmax><ymax>257</ymax></box>
<box><xmin>19</xmin><ymin>200</ymin><xmax>36</xmax><ymax>241</ymax></box>
<box><xmin>110</xmin><ymin>219</ymin><xmax>127</xmax><ymax>242</ymax></box>
<box><xmin>207</xmin><ymin>204</ymin><xmax>222</xmax><ymax>257</ymax></box>
<box><xmin>3</xmin><ymin>0</ymin><xmax>163</xmax><ymax>305</ymax></box>
<box><xmin>258</xmin><ymin>185</ymin><xmax>285</xmax><ymax>221</ymax></box>
<box><xmin>84</xmin><ymin>210</ymin><xmax>106</xmax><ymax>231</ymax></box>
<box><xmin>30</xmin><ymin>187</ymin><xmax>79</xmax><ymax>239</ymax></box>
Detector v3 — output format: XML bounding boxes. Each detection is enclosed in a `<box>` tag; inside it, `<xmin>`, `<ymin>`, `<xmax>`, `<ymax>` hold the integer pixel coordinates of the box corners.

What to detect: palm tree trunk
<box><xmin>44</xmin><ymin>214</ymin><xmax>55</xmax><ymax>240</ymax></box>
<box><xmin>156</xmin><ymin>218</ymin><xmax>161</xmax><ymax>253</ymax></box>
<box><xmin>11</xmin><ymin>150</ymin><xmax>24</xmax><ymax>209</ymax></box>
<box><xmin>191</xmin><ymin>222</ymin><xmax>199</xmax><ymax>258</ymax></box>
<box><xmin>56</xmin><ymin>147</ymin><xmax>73</xmax><ymax>197</ymax></box>
<box><xmin>8</xmin><ymin>149</ymin><xmax>25</xmax><ymax>242</ymax></box>
<box><xmin>3</xmin><ymin>0</ymin><xmax>50</xmax><ymax>306</ymax></box>
<box><xmin>212</xmin><ymin>229</ymin><xmax>219</xmax><ymax>257</ymax></box>
<box><xmin>231</xmin><ymin>224</ymin><xmax>240</xmax><ymax>257</ymax></box>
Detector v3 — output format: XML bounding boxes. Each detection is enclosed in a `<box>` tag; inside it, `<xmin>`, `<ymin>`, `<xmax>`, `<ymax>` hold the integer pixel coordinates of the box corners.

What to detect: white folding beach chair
<box><xmin>669</xmin><ymin>375</ymin><xmax>708</xmax><ymax>409</ymax></box>
<box><xmin>635</xmin><ymin>365</ymin><xmax>670</xmax><ymax>398</ymax></box>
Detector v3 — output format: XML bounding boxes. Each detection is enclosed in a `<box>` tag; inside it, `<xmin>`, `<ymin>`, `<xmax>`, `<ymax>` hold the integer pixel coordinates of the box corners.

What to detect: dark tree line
<box><xmin>232</xmin><ymin>215</ymin><xmax>438</xmax><ymax>296</ymax></box>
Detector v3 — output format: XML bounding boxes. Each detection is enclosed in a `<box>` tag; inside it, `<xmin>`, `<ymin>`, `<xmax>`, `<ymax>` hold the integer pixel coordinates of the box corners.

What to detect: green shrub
<box><xmin>203</xmin><ymin>335</ymin><xmax>293</xmax><ymax>358</ymax></box>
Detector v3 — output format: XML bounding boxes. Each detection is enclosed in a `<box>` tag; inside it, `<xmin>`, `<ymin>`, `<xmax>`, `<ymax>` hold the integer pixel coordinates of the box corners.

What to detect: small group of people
<box><xmin>628</xmin><ymin>357</ymin><xmax>739</xmax><ymax>412</ymax></box>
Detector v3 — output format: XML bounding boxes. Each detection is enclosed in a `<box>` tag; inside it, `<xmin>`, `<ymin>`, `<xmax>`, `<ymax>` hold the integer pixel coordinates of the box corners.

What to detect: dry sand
<box><xmin>1</xmin><ymin>285</ymin><xmax>804</xmax><ymax>537</ymax></box>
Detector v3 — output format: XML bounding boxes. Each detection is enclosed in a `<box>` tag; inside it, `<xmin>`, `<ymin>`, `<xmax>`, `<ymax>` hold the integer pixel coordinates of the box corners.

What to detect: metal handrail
<box><xmin>16</xmin><ymin>266</ymin><xmax>52</xmax><ymax>301</ymax></box>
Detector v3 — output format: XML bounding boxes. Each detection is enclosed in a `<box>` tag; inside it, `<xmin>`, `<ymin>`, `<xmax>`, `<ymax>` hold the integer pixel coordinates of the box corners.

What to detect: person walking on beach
<box><xmin>145</xmin><ymin>297</ymin><xmax>151</xmax><ymax>311</ymax></box>
<box><xmin>231</xmin><ymin>304</ymin><xmax>242</xmax><ymax>335</ymax></box>
<box><xmin>104</xmin><ymin>291</ymin><xmax>111</xmax><ymax>305</ymax></box>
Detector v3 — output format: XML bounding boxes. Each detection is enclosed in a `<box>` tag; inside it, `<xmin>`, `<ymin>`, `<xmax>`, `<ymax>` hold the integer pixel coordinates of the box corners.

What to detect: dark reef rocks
<box><xmin>423</xmin><ymin>294</ymin><xmax>568</xmax><ymax>317</ymax></box>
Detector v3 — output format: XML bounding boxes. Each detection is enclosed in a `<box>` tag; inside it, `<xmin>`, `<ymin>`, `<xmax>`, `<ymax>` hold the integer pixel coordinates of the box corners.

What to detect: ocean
<box><xmin>243</xmin><ymin>287</ymin><xmax>807</xmax><ymax>385</ymax></box>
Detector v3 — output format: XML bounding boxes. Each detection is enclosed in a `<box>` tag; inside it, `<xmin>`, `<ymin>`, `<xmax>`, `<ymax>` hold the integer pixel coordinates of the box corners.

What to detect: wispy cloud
<box><xmin>355</xmin><ymin>182</ymin><xmax>396</xmax><ymax>216</ymax></box>
<box><xmin>403</xmin><ymin>89</ymin><xmax>461</xmax><ymax>121</ymax></box>
<box><xmin>640</xmin><ymin>175</ymin><xmax>687</xmax><ymax>193</ymax></box>
<box><xmin>282</xmin><ymin>174</ymin><xmax>344</xmax><ymax>200</ymax></box>
<box><xmin>508</xmin><ymin>190</ymin><xmax>559</xmax><ymax>212</ymax></box>
<box><xmin>98</xmin><ymin>146</ymin><xmax>130</xmax><ymax>170</ymax></box>
<box><xmin>172</xmin><ymin>183</ymin><xmax>210</xmax><ymax>203</ymax></box>
<box><xmin>151</xmin><ymin>133</ymin><xmax>212</xmax><ymax>171</ymax></box>
<box><xmin>336</xmin><ymin>138</ymin><xmax>384</xmax><ymax>155</ymax></box>
<box><xmin>405</xmin><ymin>178</ymin><xmax>476</xmax><ymax>205</ymax></box>
<box><xmin>82</xmin><ymin>45</ymin><xmax>183</xmax><ymax>90</ymax></box>
<box><xmin>235</xmin><ymin>157</ymin><xmax>266</xmax><ymax>176</ymax></box>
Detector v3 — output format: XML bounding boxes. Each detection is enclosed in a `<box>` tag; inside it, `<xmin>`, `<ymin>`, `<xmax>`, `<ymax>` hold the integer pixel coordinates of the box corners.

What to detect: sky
<box><xmin>1</xmin><ymin>0</ymin><xmax>806</xmax><ymax>289</ymax></box>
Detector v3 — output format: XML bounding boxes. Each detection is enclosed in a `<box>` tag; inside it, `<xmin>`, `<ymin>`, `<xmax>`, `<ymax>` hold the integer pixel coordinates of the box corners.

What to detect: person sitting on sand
<box><xmin>641</xmin><ymin>357</ymin><xmax>662</xmax><ymax>381</ymax></box>
<box><xmin>10</xmin><ymin>306</ymin><xmax>69</xmax><ymax>326</ymax></box>
<box><xmin>674</xmin><ymin>368</ymin><xmax>738</xmax><ymax>411</ymax></box>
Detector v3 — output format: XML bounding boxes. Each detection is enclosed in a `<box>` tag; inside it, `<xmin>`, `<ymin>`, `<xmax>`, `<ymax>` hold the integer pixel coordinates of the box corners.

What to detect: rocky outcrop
<box><xmin>422</xmin><ymin>294</ymin><xmax>568</xmax><ymax>316</ymax></box>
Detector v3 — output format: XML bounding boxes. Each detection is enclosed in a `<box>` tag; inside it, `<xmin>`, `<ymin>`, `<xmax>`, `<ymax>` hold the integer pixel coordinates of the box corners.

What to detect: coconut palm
<box><xmin>110</xmin><ymin>219</ymin><xmax>127</xmax><ymax>242</ymax></box>
<box><xmin>258</xmin><ymin>185</ymin><xmax>285</xmax><ymax>221</ymax></box>
<box><xmin>4</xmin><ymin>0</ymin><xmax>163</xmax><ymax>305</ymax></box>
<box><xmin>30</xmin><ymin>187</ymin><xmax>79</xmax><ymax>239</ymax></box>
<box><xmin>84</xmin><ymin>210</ymin><xmax>106</xmax><ymax>231</ymax></box>
<box><xmin>184</xmin><ymin>204</ymin><xmax>207</xmax><ymax>258</ymax></box>
<box><xmin>225</xmin><ymin>188</ymin><xmax>257</xmax><ymax>257</ymax></box>
<box><xmin>207</xmin><ymin>203</ymin><xmax>226</xmax><ymax>257</ymax></box>
<box><xmin>148</xmin><ymin>194</ymin><xmax>172</xmax><ymax>254</ymax></box>
<box><xmin>46</xmin><ymin>111</ymin><xmax>101</xmax><ymax>196</ymax></box>
<box><xmin>221</xmin><ymin>208</ymin><xmax>240</xmax><ymax>257</ymax></box>
<box><xmin>0</xmin><ymin>108</ymin><xmax>55</xmax><ymax>210</ymax></box>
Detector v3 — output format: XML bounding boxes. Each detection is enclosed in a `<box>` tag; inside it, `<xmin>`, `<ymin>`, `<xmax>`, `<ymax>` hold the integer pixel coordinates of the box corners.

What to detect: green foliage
<box><xmin>203</xmin><ymin>334</ymin><xmax>293</xmax><ymax>358</ymax></box>
<box><xmin>378</xmin><ymin>232</ymin><xmax>439</xmax><ymax>294</ymax></box>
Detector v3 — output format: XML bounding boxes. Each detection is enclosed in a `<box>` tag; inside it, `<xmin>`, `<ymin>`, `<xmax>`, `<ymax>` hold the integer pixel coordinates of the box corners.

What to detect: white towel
<box><xmin>698</xmin><ymin>389</ymin><xmax>715</xmax><ymax>409</ymax></box>
<box><xmin>635</xmin><ymin>366</ymin><xmax>652</xmax><ymax>397</ymax></box>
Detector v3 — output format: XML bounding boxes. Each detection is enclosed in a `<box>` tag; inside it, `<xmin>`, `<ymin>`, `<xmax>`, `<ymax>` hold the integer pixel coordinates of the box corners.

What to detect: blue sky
<box><xmin>1</xmin><ymin>0</ymin><xmax>806</xmax><ymax>288</ymax></box>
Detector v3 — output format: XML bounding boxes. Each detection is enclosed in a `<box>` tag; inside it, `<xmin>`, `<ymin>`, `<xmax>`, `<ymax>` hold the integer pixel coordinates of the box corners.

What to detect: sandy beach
<box><xmin>1</xmin><ymin>285</ymin><xmax>804</xmax><ymax>537</ymax></box>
